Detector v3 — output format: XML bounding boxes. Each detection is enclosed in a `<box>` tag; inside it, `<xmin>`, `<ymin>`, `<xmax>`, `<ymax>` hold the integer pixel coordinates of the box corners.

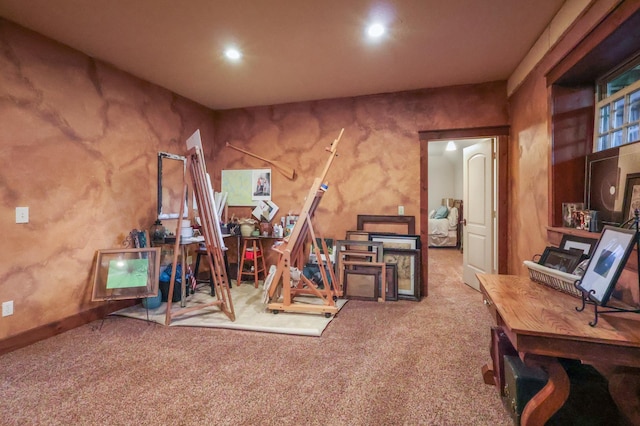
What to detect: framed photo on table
<box><xmin>538</xmin><ymin>246</ymin><xmax>584</xmax><ymax>274</ymax></box>
<box><xmin>559</xmin><ymin>234</ymin><xmax>597</xmax><ymax>257</ymax></box>
<box><xmin>576</xmin><ymin>226</ymin><xmax>637</xmax><ymax>305</ymax></box>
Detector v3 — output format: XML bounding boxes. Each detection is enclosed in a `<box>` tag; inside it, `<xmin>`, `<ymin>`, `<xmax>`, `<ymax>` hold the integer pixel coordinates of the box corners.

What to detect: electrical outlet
<box><xmin>16</xmin><ymin>207</ymin><xmax>29</xmax><ymax>224</ymax></box>
<box><xmin>398</xmin><ymin>205</ymin><xmax>405</xmax><ymax>215</ymax></box>
<box><xmin>2</xmin><ymin>301</ymin><xmax>14</xmax><ymax>317</ymax></box>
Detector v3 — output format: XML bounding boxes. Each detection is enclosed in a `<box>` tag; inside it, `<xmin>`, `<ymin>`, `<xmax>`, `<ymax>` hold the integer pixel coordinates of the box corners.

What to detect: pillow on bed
<box><xmin>447</xmin><ymin>207</ymin><xmax>459</xmax><ymax>227</ymax></box>
<box><xmin>434</xmin><ymin>205</ymin><xmax>449</xmax><ymax>219</ymax></box>
<box><xmin>429</xmin><ymin>209</ymin><xmax>436</xmax><ymax>219</ymax></box>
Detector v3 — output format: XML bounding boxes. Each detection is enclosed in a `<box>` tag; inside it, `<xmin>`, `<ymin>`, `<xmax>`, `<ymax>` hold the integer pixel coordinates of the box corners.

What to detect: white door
<box><xmin>462</xmin><ymin>140</ymin><xmax>494</xmax><ymax>291</ymax></box>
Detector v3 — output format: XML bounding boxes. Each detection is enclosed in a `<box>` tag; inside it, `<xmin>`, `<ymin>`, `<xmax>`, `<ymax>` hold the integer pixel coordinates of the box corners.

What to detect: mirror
<box><xmin>157</xmin><ymin>152</ymin><xmax>187</xmax><ymax>219</ymax></box>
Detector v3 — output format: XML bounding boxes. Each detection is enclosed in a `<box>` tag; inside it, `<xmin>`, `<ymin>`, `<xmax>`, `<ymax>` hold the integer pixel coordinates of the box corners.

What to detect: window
<box><xmin>595</xmin><ymin>58</ymin><xmax>640</xmax><ymax>151</ymax></box>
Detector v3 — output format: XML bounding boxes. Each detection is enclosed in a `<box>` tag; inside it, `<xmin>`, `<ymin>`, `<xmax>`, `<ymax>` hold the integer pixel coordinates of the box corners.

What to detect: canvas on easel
<box><xmin>265</xmin><ymin>129</ymin><xmax>344</xmax><ymax>317</ymax></box>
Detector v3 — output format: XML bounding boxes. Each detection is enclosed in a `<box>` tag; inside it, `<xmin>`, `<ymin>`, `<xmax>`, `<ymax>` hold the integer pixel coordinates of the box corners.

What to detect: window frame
<box><xmin>594</xmin><ymin>56</ymin><xmax>640</xmax><ymax>152</ymax></box>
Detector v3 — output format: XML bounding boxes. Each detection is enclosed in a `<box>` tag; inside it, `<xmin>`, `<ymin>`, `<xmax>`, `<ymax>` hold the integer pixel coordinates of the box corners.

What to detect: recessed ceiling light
<box><xmin>367</xmin><ymin>23</ymin><xmax>385</xmax><ymax>38</ymax></box>
<box><xmin>224</xmin><ymin>48</ymin><xmax>242</xmax><ymax>61</ymax></box>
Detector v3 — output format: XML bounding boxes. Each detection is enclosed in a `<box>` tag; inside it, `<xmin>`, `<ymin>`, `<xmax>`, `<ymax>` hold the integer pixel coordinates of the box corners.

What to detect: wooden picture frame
<box><xmin>538</xmin><ymin>246</ymin><xmax>584</xmax><ymax>274</ymax></box>
<box><xmin>577</xmin><ymin>226</ymin><xmax>637</xmax><ymax>305</ymax></box>
<box><xmin>383</xmin><ymin>248</ymin><xmax>420</xmax><ymax>301</ymax></box>
<box><xmin>384</xmin><ymin>263</ymin><xmax>398</xmax><ymax>301</ymax></box>
<box><xmin>92</xmin><ymin>248</ymin><xmax>161</xmax><ymax>301</ymax></box>
<box><xmin>622</xmin><ymin>172</ymin><xmax>640</xmax><ymax>225</ymax></box>
<box><xmin>351</xmin><ymin>263</ymin><xmax>398</xmax><ymax>301</ymax></box>
<box><xmin>344</xmin><ymin>268</ymin><xmax>380</xmax><ymax>301</ymax></box>
<box><xmin>369</xmin><ymin>233</ymin><xmax>421</xmax><ymax>250</ymax></box>
<box><xmin>345</xmin><ymin>230</ymin><xmax>369</xmax><ymax>241</ymax></box>
<box><xmin>356</xmin><ymin>215</ymin><xmax>415</xmax><ymax>234</ymax></box>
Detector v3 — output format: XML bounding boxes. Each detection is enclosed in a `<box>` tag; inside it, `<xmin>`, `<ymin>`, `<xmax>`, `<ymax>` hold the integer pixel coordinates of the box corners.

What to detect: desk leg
<box><xmin>520</xmin><ymin>354</ymin><xmax>570</xmax><ymax>426</ymax></box>
<box><xmin>608</xmin><ymin>366</ymin><xmax>640</xmax><ymax>425</ymax></box>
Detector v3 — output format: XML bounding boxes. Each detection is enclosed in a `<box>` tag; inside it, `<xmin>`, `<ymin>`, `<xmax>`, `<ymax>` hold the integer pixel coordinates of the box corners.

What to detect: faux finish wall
<box><xmin>0</xmin><ymin>17</ymin><xmax>509</xmax><ymax>344</ymax></box>
<box><xmin>210</xmin><ymin>84</ymin><xmax>508</xmax><ymax>268</ymax></box>
<box><xmin>0</xmin><ymin>19</ymin><xmax>215</xmax><ymax>340</ymax></box>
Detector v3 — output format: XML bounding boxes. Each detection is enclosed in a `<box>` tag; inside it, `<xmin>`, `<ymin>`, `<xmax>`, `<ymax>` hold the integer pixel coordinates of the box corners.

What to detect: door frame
<box><xmin>419</xmin><ymin>126</ymin><xmax>509</xmax><ymax>298</ymax></box>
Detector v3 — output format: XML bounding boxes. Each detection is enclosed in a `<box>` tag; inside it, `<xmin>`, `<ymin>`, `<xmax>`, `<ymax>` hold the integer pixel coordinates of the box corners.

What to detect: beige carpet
<box><xmin>111</xmin><ymin>282</ymin><xmax>348</xmax><ymax>336</ymax></box>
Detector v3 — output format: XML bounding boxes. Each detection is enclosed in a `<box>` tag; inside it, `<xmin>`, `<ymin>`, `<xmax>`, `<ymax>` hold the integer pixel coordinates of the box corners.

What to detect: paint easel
<box><xmin>164</xmin><ymin>130</ymin><xmax>235</xmax><ymax>325</ymax></box>
<box><xmin>266</xmin><ymin>129</ymin><xmax>344</xmax><ymax>317</ymax></box>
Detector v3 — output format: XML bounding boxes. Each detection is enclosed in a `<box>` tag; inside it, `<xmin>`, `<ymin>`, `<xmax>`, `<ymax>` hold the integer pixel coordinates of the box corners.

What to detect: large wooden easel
<box><xmin>164</xmin><ymin>131</ymin><xmax>235</xmax><ymax>325</ymax></box>
<box><xmin>266</xmin><ymin>129</ymin><xmax>344</xmax><ymax>317</ymax></box>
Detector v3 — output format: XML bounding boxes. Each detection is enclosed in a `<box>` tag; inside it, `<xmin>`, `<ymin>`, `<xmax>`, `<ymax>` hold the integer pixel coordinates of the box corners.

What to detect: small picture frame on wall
<box><xmin>622</xmin><ymin>172</ymin><xmax>640</xmax><ymax>225</ymax></box>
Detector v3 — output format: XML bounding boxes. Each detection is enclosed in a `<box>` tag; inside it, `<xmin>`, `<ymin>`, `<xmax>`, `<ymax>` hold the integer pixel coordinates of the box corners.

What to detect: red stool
<box><xmin>238</xmin><ymin>238</ymin><xmax>267</xmax><ymax>288</ymax></box>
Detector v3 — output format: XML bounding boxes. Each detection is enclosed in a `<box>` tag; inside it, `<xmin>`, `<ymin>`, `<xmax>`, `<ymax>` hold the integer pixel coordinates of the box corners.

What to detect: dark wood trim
<box><xmin>420</xmin><ymin>140</ymin><xmax>429</xmax><ymax>297</ymax></box>
<box><xmin>547</xmin><ymin>2</ymin><xmax>640</xmax><ymax>86</ymax></box>
<box><xmin>497</xmin><ymin>134</ymin><xmax>509</xmax><ymax>274</ymax></box>
<box><xmin>0</xmin><ymin>300</ymin><xmax>135</xmax><ymax>355</ymax></box>
<box><xmin>419</xmin><ymin>125</ymin><xmax>510</xmax><ymax>141</ymax></box>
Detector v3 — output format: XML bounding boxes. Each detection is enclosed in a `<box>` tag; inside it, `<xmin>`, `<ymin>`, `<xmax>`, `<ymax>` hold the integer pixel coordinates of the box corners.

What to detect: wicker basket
<box><xmin>523</xmin><ymin>260</ymin><xmax>582</xmax><ymax>298</ymax></box>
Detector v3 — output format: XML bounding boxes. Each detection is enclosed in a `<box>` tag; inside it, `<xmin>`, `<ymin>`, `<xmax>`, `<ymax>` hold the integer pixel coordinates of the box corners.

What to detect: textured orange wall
<box><xmin>507</xmin><ymin>73</ymin><xmax>550</xmax><ymax>275</ymax></box>
<box><xmin>1</xmin><ymin>18</ymin><xmax>508</xmax><ymax>342</ymax></box>
<box><xmin>0</xmin><ymin>19</ymin><xmax>215</xmax><ymax>339</ymax></box>
<box><xmin>209</xmin><ymin>84</ymin><xmax>508</xmax><ymax>268</ymax></box>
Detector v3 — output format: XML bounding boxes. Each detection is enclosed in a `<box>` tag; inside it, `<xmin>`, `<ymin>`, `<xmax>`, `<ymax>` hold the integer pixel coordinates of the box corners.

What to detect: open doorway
<box><xmin>427</xmin><ymin>139</ymin><xmax>491</xmax><ymax>290</ymax></box>
<box><xmin>418</xmin><ymin>127</ymin><xmax>509</xmax><ymax>297</ymax></box>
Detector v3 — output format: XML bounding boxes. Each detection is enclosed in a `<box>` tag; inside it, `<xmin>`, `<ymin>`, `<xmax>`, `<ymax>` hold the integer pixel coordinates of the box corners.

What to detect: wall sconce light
<box><xmin>445</xmin><ymin>141</ymin><xmax>457</xmax><ymax>151</ymax></box>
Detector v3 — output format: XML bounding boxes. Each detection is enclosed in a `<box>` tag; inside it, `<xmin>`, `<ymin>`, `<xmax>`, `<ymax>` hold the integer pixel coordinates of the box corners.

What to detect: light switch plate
<box><xmin>2</xmin><ymin>301</ymin><xmax>14</xmax><ymax>317</ymax></box>
<box><xmin>398</xmin><ymin>205</ymin><xmax>405</xmax><ymax>215</ymax></box>
<box><xmin>16</xmin><ymin>207</ymin><xmax>29</xmax><ymax>224</ymax></box>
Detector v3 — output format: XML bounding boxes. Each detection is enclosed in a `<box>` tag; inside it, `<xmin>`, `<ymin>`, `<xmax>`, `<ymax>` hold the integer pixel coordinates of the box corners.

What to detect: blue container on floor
<box><xmin>142</xmin><ymin>292</ymin><xmax>162</xmax><ymax>309</ymax></box>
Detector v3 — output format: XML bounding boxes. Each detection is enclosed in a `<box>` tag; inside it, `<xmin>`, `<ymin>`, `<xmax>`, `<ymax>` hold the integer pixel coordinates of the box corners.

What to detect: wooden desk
<box><xmin>478</xmin><ymin>274</ymin><xmax>640</xmax><ymax>425</ymax></box>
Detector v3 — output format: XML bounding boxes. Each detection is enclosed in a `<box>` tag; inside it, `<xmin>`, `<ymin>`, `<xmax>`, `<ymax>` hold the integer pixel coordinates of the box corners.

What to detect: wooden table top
<box><xmin>478</xmin><ymin>274</ymin><xmax>640</xmax><ymax>367</ymax></box>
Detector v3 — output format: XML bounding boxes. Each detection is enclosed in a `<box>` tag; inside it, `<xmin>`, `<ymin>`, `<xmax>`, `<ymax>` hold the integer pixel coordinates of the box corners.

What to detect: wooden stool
<box><xmin>238</xmin><ymin>238</ymin><xmax>267</xmax><ymax>288</ymax></box>
<box><xmin>193</xmin><ymin>248</ymin><xmax>214</xmax><ymax>295</ymax></box>
<box><xmin>194</xmin><ymin>247</ymin><xmax>234</xmax><ymax>295</ymax></box>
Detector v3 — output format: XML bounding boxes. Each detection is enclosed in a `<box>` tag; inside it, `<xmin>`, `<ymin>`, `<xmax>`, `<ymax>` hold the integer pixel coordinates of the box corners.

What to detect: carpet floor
<box><xmin>0</xmin><ymin>248</ymin><xmax>517</xmax><ymax>425</ymax></box>
<box><xmin>112</xmin><ymin>282</ymin><xmax>348</xmax><ymax>336</ymax></box>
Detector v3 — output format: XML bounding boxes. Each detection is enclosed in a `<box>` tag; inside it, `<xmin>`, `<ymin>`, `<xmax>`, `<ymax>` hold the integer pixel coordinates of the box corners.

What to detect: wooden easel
<box><xmin>164</xmin><ymin>132</ymin><xmax>235</xmax><ymax>325</ymax></box>
<box><xmin>266</xmin><ymin>129</ymin><xmax>344</xmax><ymax>317</ymax></box>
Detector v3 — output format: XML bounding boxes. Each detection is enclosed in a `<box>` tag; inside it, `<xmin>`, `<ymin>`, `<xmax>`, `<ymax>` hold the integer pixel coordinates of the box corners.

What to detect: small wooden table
<box><xmin>478</xmin><ymin>274</ymin><xmax>640</xmax><ymax>425</ymax></box>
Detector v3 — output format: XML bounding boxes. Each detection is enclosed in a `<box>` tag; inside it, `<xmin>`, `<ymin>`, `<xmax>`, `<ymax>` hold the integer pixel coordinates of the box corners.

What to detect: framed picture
<box><xmin>384</xmin><ymin>263</ymin><xmax>398</xmax><ymax>301</ymax></box>
<box><xmin>559</xmin><ymin>234</ymin><xmax>597</xmax><ymax>257</ymax></box>
<box><xmin>383</xmin><ymin>248</ymin><xmax>420</xmax><ymax>301</ymax></box>
<box><xmin>344</xmin><ymin>268</ymin><xmax>379</xmax><ymax>301</ymax></box>
<box><xmin>345</xmin><ymin>230</ymin><xmax>369</xmax><ymax>241</ymax></box>
<box><xmin>538</xmin><ymin>246</ymin><xmax>585</xmax><ymax>274</ymax></box>
<box><xmin>622</xmin><ymin>172</ymin><xmax>640</xmax><ymax>225</ymax></box>
<box><xmin>92</xmin><ymin>248</ymin><xmax>161</xmax><ymax>302</ymax></box>
<box><xmin>350</xmin><ymin>263</ymin><xmax>398</xmax><ymax>301</ymax></box>
<box><xmin>577</xmin><ymin>226</ymin><xmax>637</xmax><ymax>305</ymax></box>
<box><xmin>369</xmin><ymin>233</ymin><xmax>421</xmax><ymax>250</ymax></box>
<box><xmin>356</xmin><ymin>215</ymin><xmax>416</xmax><ymax>234</ymax></box>
<box><xmin>251</xmin><ymin>169</ymin><xmax>272</xmax><ymax>201</ymax></box>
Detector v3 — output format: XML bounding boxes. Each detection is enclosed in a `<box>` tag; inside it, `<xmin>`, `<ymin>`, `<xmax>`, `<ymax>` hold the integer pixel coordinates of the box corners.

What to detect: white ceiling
<box><xmin>0</xmin><ymin>0</ymin><xmax>565</xmax><ymax>110</ymax></box>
